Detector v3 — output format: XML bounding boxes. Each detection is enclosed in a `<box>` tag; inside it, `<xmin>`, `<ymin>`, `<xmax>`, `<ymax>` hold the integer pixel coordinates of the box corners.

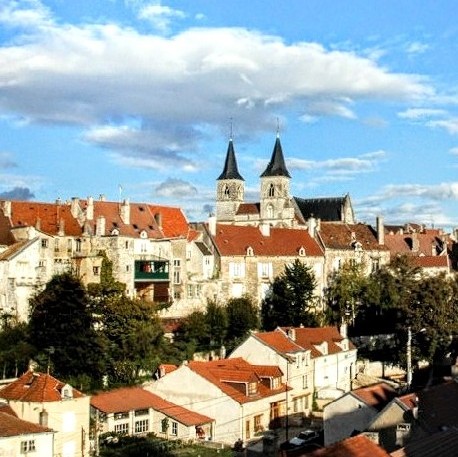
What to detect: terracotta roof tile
<box><xmin>0</xmin><ymin>371</ymin><xmax>84</xmax><ymax>403</ymax></box>
<box><xmin>8</xmin><ymin>201</ymin><xmax>82</xmax><ymax>236</ymax></box>
<box><xmin>188</xmin><ymin>358</ymin><xmax>287</xmax><ymax>404</ymax></box>
<box><xmin>254</xmin><ymin>331</ymin><xmax>307</xmax><ymax>355</ymax></box>
<box><xmin>0</xmin><ymin>239</ymin><xmax>35</xmax><ymax>261</ymax></box>
<box><xmin>91</xmin><ymin>386</ymin><xmax>212</xmax><ymax>426</ymax></box>
<box><xmin>236</xmin><ymin>203</ymin><xmax>260</xmax><ymax>215</ymax></box>
<box><xmin>318</xmin><ymin>222</ymin><xmax>388</xmax><ymax>251</ymax></box>
<box><xmin>301</xmin><ymin>434</ymin><xmax>390</xmax><ymax>456</ymax></box>
<box><xmin>397</xmin><ymin>392</ymin><xmax>418</xmax><ymax>410</ymax></box>
<box><xmin>412</xmin><ymin>255</ymin><xmax>449</xmax><ymax>268</ymax></box>
<box><xmin>0</xmin><ymin>412</ymin><xmax>53</xmax><ymax>437</ymax></box>
<box><xmin>351</xmin><ymin>383</ymin><xmax>397</xmax><ymax>411</ymax></box>
<box><xmin>212</xmin><ymin>224</ymin><xmax>323</xmax><ymax>257</ymax></box>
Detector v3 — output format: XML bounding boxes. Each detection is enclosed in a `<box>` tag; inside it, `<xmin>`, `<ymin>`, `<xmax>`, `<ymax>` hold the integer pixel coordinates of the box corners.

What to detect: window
<box><xmin>93</xmin><ymin>266</ymin><xmax>100</xmax><ymax>276</ymax></box>
<box><xmin>75</xmin><ymin>239</ymin><xmax>82</xmax><ymax>252</ymax></box>
<box><xmin>267</xmin><ymin>204</ymin><xmax>274</xmax><ymax>219</ymax></box>
<box><xmin>135</xmin><ymin>409</ymin><xmax>149</xmax><ymax>416</ymax></box>
<box><xmin>258</xmin><ymin>262</ymin><xmax>272</xmax><ymax>278</ymax></box>
<box><xmin>196</xmin><ymin>284</ymin><xmax>202</xmax><ymax>297</ymax></box>
<box><xmin>114</xmin><ymin>412</ymin><xmax>129</xmax><ymax>420</ymax></box>
<box><xmin>38</xmin><ymin>260</ymin><xmax>46</xmax><ymax>268</ymax></box>
<box><xmin>126</xmin><ymin>265</ymin><xmax>130</xmax><ymax>272</ymax></box>
<box><xmin>173</xmin><ymin>290</ymin><xmax>181</xmax><ymax>300</ymax></box>
<box><xmin>135</xmin><ymin>419</ymin><xmax>149</xmax><ymax>433</ymax></box>
<box><xmin>173</xmin><ymin>259</ymin><xmax>181</xmax><ymax>267</ymax></box>
<box><xmin>114</xmin><ymin>423</ymin><xmax>129</xmax><ymax>434</ymax></box>
<box><xmin>254</xmin><ymin>414</ymin><xmax>263</xmax><ymax>433</ymax></box>
<box><xmin>187</xmin><ymin>285</ymin><xmax>193</xmax><ymax>298</ymax></box>
<box><xmin>248</xmin><ymin>382</ymin><xmax>257</xmax><ymax>396</ymax></box>
<box><xmin>171</xmin><ymin>421</ymin><xmax>178</xmax><ymax>436</ymax></box>
<box><xmin>41</xmin><ymin>239</ymin><xmax>48</xmax><ymax>248</ymax></box>
<box><xmin>20</xmin><ymin>440</ymin><xmax>36</xmax><ymax>453</ymax></box>
<box><xmin>231</xmin><ymin>283</ymin><xmax>244</xmax><ymax>298</ymax></box>
<box><xmin>302</xmin><ymin>375</ymin><xmax>308</xmax><ymax>389</ymax></box>
<box><xmin>125</xmin><ymin>241</ymin><xmax>129</xmax><ymax>249</ymax></box>
<box><xmin>371</xmin><ymin>259</ymin><xmax>380</xmax><ymax>272</ymax></box>
<box><xmin>173</xmin><ymin>270</ymin><xmax>181</xmax><ymax>284</ymax></box>
<box><xmin>229</xmin><ymin>262</ymin><xmax>245</xmax><ymax>278</ymax></box>
<box><xmin>268</xmin><ymin>183</ymin><xmax>275</xmax><ymax>197</ymax></box>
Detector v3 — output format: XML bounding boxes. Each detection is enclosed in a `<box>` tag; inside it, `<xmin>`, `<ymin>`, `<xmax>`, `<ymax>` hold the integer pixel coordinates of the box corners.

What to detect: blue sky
<box><xmin>1</xmin><ymin>1</ymin><xmax>458</xmax><ymax>228</ymax></box>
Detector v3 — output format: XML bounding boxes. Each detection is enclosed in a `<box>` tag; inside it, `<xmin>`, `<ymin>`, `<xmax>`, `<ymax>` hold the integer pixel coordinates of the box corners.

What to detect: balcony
<box><xmin>134</xmin><ymin>260</ymin><xmax>169</xmax><ymax>281</ymax></box>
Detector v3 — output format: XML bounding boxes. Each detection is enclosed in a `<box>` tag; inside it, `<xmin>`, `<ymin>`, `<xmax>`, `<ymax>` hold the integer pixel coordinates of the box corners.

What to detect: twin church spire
<box><xmin>216</xmin><ymin>133</ymin><xmax>294</xmax><ymax>227</ymax></box>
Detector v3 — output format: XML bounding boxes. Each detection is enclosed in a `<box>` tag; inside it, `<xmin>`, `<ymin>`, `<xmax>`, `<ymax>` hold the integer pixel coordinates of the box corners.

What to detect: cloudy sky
<box><xmin>1</xmin><ymin>0</ymin><xmax>458</xmax><ymax>228</ymax></box>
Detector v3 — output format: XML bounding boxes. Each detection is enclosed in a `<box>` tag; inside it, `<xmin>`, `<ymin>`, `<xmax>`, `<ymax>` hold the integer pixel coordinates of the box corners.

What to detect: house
<box><xmin>364</xmin><ymin>393</ymin><xmax>417</xmax><ymax>452</ymax></box>
<box><xmin>201</xmin><ymin>221</ymin><xmax>325</xmax><ymax>305</ymax></box>
<box><xmin>289</xmin><ymin>434</ymin><xmax>391</xmax><ymax>457</ymax></box>
<box><xmin>0</xmin><ymin>406</ymin><xmax>54</xmax><ymax>457</ymax></box>
<box><xmin>91</xmin><ymin>386</ymin><xmax>213</xmax><ymax>444</ymax></box>
<box><xmin>383</xmin><ymin>223</ymin><xmax>453</xmax><ymax>276</ymax></box>
<box><xmin>145</xmin><ymin>357</ymin><xmax>289</xmax><ymax>444</ymax></box>
<box><xmin>229</xmin><ymin>328</ymin><xmax>315</xmax><ymax>420</ymax></box>
<box><xmin>0</xmin><ymin>370</ymin><xmax>90</xmax><ymax>457</ymax></box>
<box><xmin>231</xmin><ymin>326</ymin><xmax>357</xmax><ymax>421</ymax></box>
<box><xmin>323</xmin><ymin>382</ymin><xmax>397</xmax><ymax>446</ymax></box>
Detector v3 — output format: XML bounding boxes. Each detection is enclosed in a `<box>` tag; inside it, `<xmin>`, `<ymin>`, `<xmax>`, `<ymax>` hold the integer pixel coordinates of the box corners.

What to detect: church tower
<box><xmin>216</xmin><ymin>138</ymin><xmax>244</xmax><ymax>222</ymax></box>
<box><xmin>260</xmin><ymin>134</ymin><xmax>295</xmax><ymax>227</ymax></box>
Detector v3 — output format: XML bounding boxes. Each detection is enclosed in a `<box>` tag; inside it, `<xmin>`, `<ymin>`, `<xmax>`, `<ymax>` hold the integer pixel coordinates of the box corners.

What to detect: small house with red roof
<box><xmin>0</xmin><ymin>370</ymin><xmax>90</xmax><ymax>457</ymax></box>
<box><xmin>90</xmin><ymin>386</ymin><xmax>214</xmax><ymax>443</ymax></box>
<box><xmin>0</xmin><ymin>404</ymin><xmax>54</xmax><ymax>457</ymax></box>
<box><xmin>323</xmin><ymin>382</ymin><xmax>398</xmax><ymax>446</ymax></box>
<box><xmin>144</xmin><ymin>357</ymin><xmax>289</xmax><ymax>444</ymax></box>
<box><xmin>231</xmin><ymin>326</ymin><xmax>357</xmax><ymax>420</ymax></box>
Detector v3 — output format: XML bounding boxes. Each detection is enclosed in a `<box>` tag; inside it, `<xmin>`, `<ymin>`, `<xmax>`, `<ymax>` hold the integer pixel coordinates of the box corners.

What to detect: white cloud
<box><xmin>427</xmin><ymin>118</ymin><xmax>458</xmax><ymax>134</ymax></box>
<box><xmin>449</xmin><ymin>147</ymin><xmax>458</xmax><ymax>156</ymax></box>
<box><xmin>0</xmin><ymin>1</ymin><xmax>433</xmax><ymax>170</ymax></box>
<box><xmin>137</xmin><ymin>2</ymin><xmax>186</xmax><ymax>33</ymax></box>
<box><xmin>155</xmin><ymin>177</ymin><xmax>197</xmax><ymax>198</ymax></box>
<box><xmin>0</xmin><ymin>152</ymin><xmax>17</xmax><ymax>168</ymax></box>
<box><xmin>398</xmin><ymin>108</ymin><xmax>447</xmax><ymax>119</ymax></box>
<box><xmin>405</xmin><ymin>41</ymin><xmax>430</xmax><ymax>55</ymax></box>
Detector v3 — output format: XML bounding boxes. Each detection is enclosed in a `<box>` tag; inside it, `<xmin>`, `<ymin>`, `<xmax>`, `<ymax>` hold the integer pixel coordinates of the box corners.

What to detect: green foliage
<box><xmin>205</xmin><ymin>300</ymin><xmax>227</xmax><ymax>348</ymax></box>
<box><xmin>226</xmin><ymin>295</ymin><xmax>259</xmax><ymax>348</ymax></box>
<box><xmin>0</xmin><ymin>321</ymin><xmax>34</xmax><ymax>378</ymax></box>
<box><xmin>261</xmin><ymin>259</ymin><xmax>318</xmax><ymax>330</ymax></box>
<box><xmin>28</xmin><ymin>272</ymin><xmax>106</xmax><ymax>384</ymax></box>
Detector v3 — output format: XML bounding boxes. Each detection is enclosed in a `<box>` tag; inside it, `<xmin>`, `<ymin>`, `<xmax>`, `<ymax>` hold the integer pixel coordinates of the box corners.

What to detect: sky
<box><xmin>1</xmin><ymin>1</ymin><xmax>458</xmax><ymax>229</ymax></box>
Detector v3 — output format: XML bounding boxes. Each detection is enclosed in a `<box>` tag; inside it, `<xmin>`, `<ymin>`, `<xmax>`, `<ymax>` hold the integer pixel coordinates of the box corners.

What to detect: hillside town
<box><xmin>0</xmin><ymin>135</ymin><xmax>458</xmax><ymax>457</ymax></box>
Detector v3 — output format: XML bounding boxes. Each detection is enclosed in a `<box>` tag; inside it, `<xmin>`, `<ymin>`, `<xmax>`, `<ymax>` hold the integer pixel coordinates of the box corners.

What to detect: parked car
<box><xmin>280</xmin><ymin>429</ymin><xmax>320</xmax><ymax>450</ymax></box>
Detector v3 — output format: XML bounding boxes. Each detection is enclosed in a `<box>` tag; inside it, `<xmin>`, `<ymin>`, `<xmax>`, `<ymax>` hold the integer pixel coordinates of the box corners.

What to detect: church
<box><xmin>215</xmin><ymin>134</ymin><xmax>355</xmax><ymax>228</ymax></box>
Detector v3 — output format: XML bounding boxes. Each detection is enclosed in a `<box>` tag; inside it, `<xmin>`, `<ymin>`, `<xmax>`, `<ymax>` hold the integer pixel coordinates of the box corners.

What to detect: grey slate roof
<box><xmin>294</xmin><ymin>196</ymin><xmax>348</xmax><ymax>222</ymax></box>
<box><xmin>260</xmin><ymin>136</ymin><xmax>291</xmax><ymax>178</ymax></box>
<box><xmin>217</xmin><ymin>139</ymin><xmax>244</xmax><ymax>181</ymax></box>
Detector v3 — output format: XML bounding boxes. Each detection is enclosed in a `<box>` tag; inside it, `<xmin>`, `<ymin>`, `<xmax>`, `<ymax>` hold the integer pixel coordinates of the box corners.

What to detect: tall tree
<box><xmin>261</xmin><ymin>259</ymin><xmax>318</xmax><ymax>330</ymax></box>
<box><xmin>28</xmin><ymin>272</ymin><xmax>106</xmax><ymax>385</ymax></box>
<box><xmin>226</xmin><ymin>295</ymin><xmax>259</xmax><ymax>349</ymax></box>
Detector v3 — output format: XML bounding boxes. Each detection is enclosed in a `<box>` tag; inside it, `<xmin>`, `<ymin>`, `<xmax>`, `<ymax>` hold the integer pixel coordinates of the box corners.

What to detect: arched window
<box><xmin>268</xmin><ymin>183</ymin><xmax>275</xmax><ymax>197</ymax></box>
<box><xmin>224</xmin><ymin>185</ymin><xmax>230</xmax><ymax>197</ymax></box>
<box><xmin>267</xmin><ymin>204</ymin><xmax>274</xmax><ymax>219</ymax></box>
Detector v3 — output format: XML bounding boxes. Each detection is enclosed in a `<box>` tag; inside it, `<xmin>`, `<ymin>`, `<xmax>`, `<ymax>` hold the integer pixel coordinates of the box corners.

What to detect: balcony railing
<box><xmin>134</xmin><ymin>260</ymin><xmax>169</xmax><ymax>281</ymax></box>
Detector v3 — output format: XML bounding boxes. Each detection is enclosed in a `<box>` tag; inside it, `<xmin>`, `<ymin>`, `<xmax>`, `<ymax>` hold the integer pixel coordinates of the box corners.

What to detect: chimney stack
<box><xmin>96</xmin><ymin>216</ymin><xmax>106</xmax><ymax>236</ymax></box>
<box><xmin>376</xmin><ymin>216</ymin><xmax>384</xmax><ymax>245</ymax></box>
<box><xmin>86</xmin><ymin>196</ymin><xmax>94</xmax><ymax>221</ymax></box>
<box><xmin>120</xmin><ymin>199</ymin><xmax>130</xmax><ymax>225</ymax></box>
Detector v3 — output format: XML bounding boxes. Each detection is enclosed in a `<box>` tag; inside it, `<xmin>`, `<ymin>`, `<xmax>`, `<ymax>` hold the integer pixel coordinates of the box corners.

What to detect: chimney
<box><xmin>376</xmin><ymin>216</ymin><xmax>384</xmax><ymax>245</ymax></box>
<box><xmin>260</xmin><ymin>223</ymin><xmax>270</xmax><ymax>237</ymax></box>
<box><xmin>287</xmin><ymin>328</ymin><xmax>296</xmax><ymax>341</ymax></box>
<box><xmin>308</xmin><ymin>216</ymin><xmax>316</xmax><ymax>238</ymax></box>
<box><xmin>86</xmin><ymin>196</ymin><xmax>94</xmax><ymax>221</ymax></box>
<box><xmin>412</xmin><ymin>233</ymin><xmax>419</xmax><ymax>252</ymax></box>
<box><xmin>39</xmin><ymin>410</ymin><xmax>48</xmax><ymax>427</ymax></box>
<box><xmin>340</xmin><ymin>323</ymin><xmax>348</xmax><ymax>339</ymax></box>
<box><xmin>96</xmin><ymin>216</ymin><xmax>106</xmax><ymax>236</ymax></box>
<box><xmin>99</xmin><ymin>194</ymin><xmax>106</xmax><ymax>202</ymax></box>
<box><xmin>58</xmin><ymin>218</ymin><xmax>65</xmax><ymax>237</ymax></box>
<box><xmin>70</xmin><ymin>197</ymin><xmax>80</xmax><ymax>218</ymax></box>
<box><xmin>55</xmin><ymin>197</ymin><xmax>61</xmax><ymax>205</ymax></box>
<box><xmin>154</xmin><ymin>212</ymin><xmax>162</xmax><ymax>229</ymax></box>
<box><xmin>120</xmin><ymin>199</ymin><xmax>130</xmax><ymax>225</ymax></box>
<box><xmin>208</xmin><ymin>214</ymin><xmax>217</xmax><ymax>236</ymax></box>
<box><xmin>35</xmin><ymin>217</ymin><xmax>41</xmax><ymax>231</ymax></box>
<box><xmin>2</xmin><ymin>200</ymin><xmax>11</xmax><ymax>218</ymax></box>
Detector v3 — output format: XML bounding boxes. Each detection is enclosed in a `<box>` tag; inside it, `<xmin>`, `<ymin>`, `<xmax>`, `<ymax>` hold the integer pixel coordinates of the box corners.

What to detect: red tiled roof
<box><xmin>91</xmin><ymin>386</ymin><xmax>212</xmax><ymax>426</ymax></box>
<box><xmin>0</xmin><ymin>412</ymin><xmax>53</xmax><ymax>437</ymax></box>
<box><xmin>0</xmin><ymin>402</ymin><xmax>17</xmax><ymax>417</ymax></box>
<box><xmin>412</xmin><ymin>255</ymin><xmax>449</xmax><ymax>268</ymax></box>
<box><xmin>147</xmin><ymin>204</ymin><xmax>189</xmax><ymax>238</ymax></box>
<box><xmin>0</xmin><ymin>239</ymin><xmax>35</xmax><ymax>261</ymax></box>
<box><xmin>384</xmin><ymin>229</ymin><xmax>448</xmax><ymax>258</ymax></box>
<box><xmin>236</xmin><ymin>203</ymin><xmax>260</xmax><ymax>215</ymax></box>
<box><xmin>254</xmin><ymin>331</ymin><xmax>306</xmax><ymax>355</ymax></box>
<box><xmin>188</xmin><ymin>358</ymin><xmax>287</xmax><ymax>404</ymax></box>
<box><xmin>318</xmin><ymin>222</ymin><xmax>389</xmax><ymax>251</ymax></box>
<box><xmin>286</xmin><ymin>327</ymin><xmax>355</xmax><ymax>357</ymax></box>
<box><xmin>301</xmin><ymin>434</ymin><xmax>390</xmax><ymax>456</ymax></box>
<box><xmin>397</xmin><ymin>392</ymin><xmax>417</xmax><ymax>410</ymax></box>
<box><xmin>8</xmin><ymin>201</ymin><xmax>82</xmax><ymax>236</ymax></box>
<box><xmin>351</xmin><ymin>383</ymin><xmax>397</xmax><ymax>411</ymax></box>
<box><xmin>0</xmin><ymin>371</ymin><xmax>84</xmax><ymax>403</ymax></box>
<box><xmin>212</xmin><ymin>224</ymin><xmax>323</xmax><ymax>257</ymax></box>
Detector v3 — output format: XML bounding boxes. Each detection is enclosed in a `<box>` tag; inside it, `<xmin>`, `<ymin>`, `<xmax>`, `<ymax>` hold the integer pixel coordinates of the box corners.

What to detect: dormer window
<box><xmin>140</xmin><ymin>230</ymin><xmax>148</xmax><ymax>239</ymax></box>
<box><xmin>298</xmin><ymin>246</ymin><xmax>306</xmax><ymax>256</ymax></box>
<box><xmin>61</xmin><ymin>384</ymin><xmax>73</xmax><ymax>400</ymax></box>
<box><xmin>111</xmin><ymin>228</ymin><xmax>120</xmax><ymax>236</ymax></box>
<box><xmin>247</xmin><ymin>382</ymin><xmax>258</xmax><ymax>396</ymax></box>
<box><xmin>246</xmin><ymin>246</ymin><xmax>254</xmax><ymax>256</ymax></box>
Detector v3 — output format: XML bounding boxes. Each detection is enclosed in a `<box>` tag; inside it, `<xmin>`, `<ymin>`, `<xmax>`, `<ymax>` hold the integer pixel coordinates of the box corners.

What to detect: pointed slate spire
<box><xmin>260</xmin><ymin>134</ymin><xmax>291</xmax><ymax>178</ymax></box>
<box><xmin>217</xmin><ymin>138</ymin><xmax>244</xmax><ymax>181</ymax></box>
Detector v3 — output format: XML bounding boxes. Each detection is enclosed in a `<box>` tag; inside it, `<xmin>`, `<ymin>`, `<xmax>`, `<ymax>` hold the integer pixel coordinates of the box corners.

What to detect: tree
<box><xmin>226</xmin><ymin>295</ymin><xmax>259</xmax><ymax>349</ymax></box>
<box><xmin>205</xmin><ymin>300</ymin><xmax>228</xmax><ymax>348</ymax></box>
<box><xmin>28</xmin><ymin>272</ymin><xmax>106</xmax><ymax>386</ymax></box>
<box><xmin>0</xmin><ymin>322</ymin><xmax>34</xmax><ymax>378</ymax></box>
<box><xmin>324</xmin><ymin>261</ymin><xmax>368</xmax><ymax>327</ymax></box>
<box><xmin>261</xmin><ymin>259</ymin><xmax>318</xmax><ymax>330</ymax></box>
